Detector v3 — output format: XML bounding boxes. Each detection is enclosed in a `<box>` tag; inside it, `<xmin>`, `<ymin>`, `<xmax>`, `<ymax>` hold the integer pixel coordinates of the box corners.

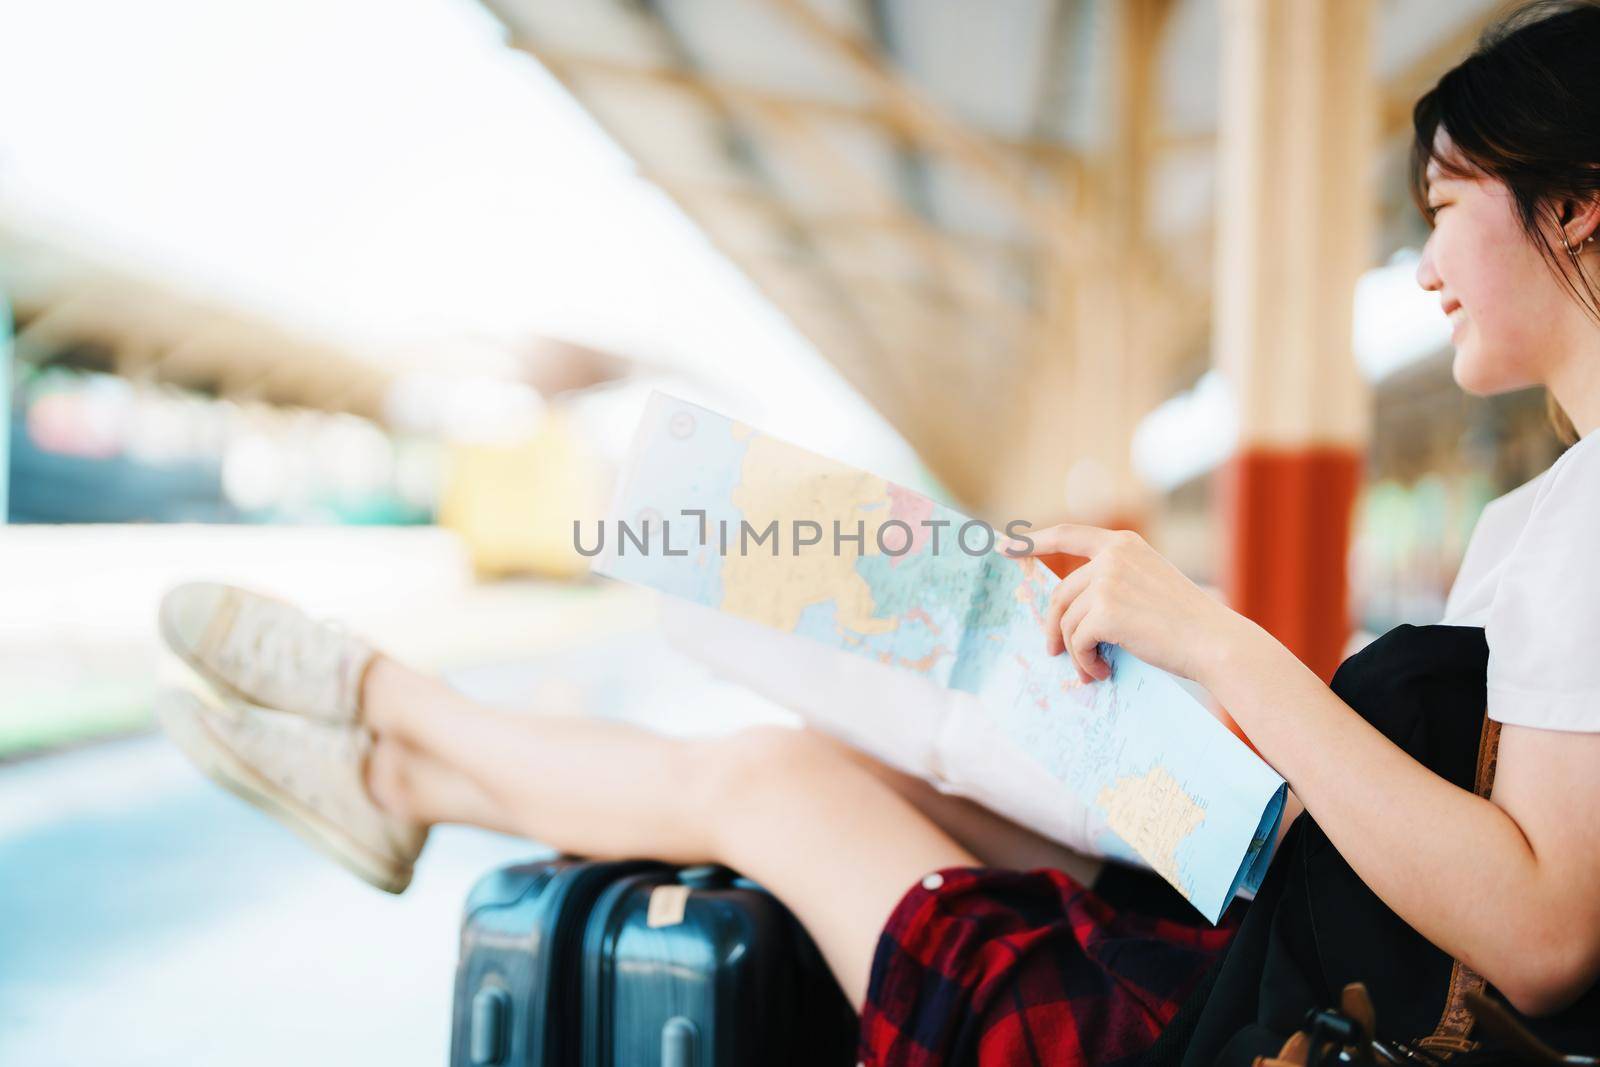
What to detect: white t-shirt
<box><xmin>1441</xmin><ymin>430</ymin><xmax>1600</xmax><ymax>732</ymax></box>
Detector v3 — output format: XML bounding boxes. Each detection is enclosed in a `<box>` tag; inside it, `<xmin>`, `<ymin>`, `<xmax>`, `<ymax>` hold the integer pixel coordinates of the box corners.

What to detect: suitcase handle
<box><xmin>676</xmin><ymin>864</ymin><xmax>736</xmax><ymax>889</ymax></box>
<box><xmin>661</xmin><ymin>1016</ymin><xmax>698</xmax><ymax>1067</ymax></box>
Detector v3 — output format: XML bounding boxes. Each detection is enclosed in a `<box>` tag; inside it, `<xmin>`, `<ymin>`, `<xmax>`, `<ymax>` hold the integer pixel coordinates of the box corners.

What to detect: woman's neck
<box><xmin>1545</xmin><ymin>319</ymin><xmax>1600</xmax><ymax>440</ymax></box>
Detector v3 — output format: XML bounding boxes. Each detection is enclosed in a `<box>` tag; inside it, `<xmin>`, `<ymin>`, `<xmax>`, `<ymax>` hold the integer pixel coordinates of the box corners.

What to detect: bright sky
<box><xmin>0</xmin><ymin>0</ymin><xmax>921</xmax><ymax>477</ymax></box>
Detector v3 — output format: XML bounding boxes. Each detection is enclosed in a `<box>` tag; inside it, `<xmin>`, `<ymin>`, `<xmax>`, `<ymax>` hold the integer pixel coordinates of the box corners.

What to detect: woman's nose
<box><xmin>1416</xmin><ymin>238</ymin><xmax>1442</xmax><ymax>292</ymax></box>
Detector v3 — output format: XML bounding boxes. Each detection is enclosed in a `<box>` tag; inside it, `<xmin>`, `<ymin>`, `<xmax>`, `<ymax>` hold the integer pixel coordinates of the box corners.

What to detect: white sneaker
<box><xmin>155</xmin><ymin>686</ymin><xmax>427</xmax><ymax>894</ymax></box>
<box><xmin>159</xmin><ymin>582</ymin><xmax>373</xmax><ymax>725</ymax></box>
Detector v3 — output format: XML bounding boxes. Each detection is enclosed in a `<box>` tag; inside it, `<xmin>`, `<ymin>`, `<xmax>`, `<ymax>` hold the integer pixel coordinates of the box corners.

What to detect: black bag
<box><xmin>449</xmin><ymin>858</ymin><xmax>858</xmax><ymax>1067</ymax></box>
<box><xmin>1249</xmin><ymin>983</ymin><xmax>1599</xmax><ymax>1066</ymax></box>
<box><xmin>1166</xmin><ymin>625</ymin><xmax>1600</xmax><ymax>1065</ymax></box>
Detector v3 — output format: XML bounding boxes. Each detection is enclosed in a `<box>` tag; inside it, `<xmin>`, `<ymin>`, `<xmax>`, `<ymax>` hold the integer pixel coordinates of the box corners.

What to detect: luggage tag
<box><xmin>648</xmin><ymin>884</ymin><xmax>691</xmax><ymax>928</ymax></box>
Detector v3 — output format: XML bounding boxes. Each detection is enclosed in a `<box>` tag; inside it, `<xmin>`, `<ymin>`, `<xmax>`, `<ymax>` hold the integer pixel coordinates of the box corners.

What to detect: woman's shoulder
<box><xmin>1448</xmin><ymin>438</ymin><xmax>1596</xmax><ymax>612</ymax></box>
<box><xmin>1536</xmin><ymin>430</ymin><xmax>1600</xmax><ymax>500</ymax></box>
<box><xmin>1474</xmin><ymin>470</ymin><xmax>1545</xmax><ymax>549</ymax></box>
<box><xmin>1442</xmin><ymin>470</ymin><xmax>1546</xmax><ymax>624</ymax></box>
<box><xmin>1506</xmin><ymin>432</ymin><xmax>1600</xmax><ymax>550</ymax></box>
<box><xmin>1484</xmin><ymin>432</ymin><xmax>1600</xmax><ymax>732</ymax></box>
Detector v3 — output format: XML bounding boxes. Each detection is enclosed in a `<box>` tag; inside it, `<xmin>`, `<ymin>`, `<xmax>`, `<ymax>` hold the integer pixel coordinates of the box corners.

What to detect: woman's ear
<box><xmin>1560</xmin><ymin>196</ymin><xmax>1600</xmax><ymax>248</ymax></box>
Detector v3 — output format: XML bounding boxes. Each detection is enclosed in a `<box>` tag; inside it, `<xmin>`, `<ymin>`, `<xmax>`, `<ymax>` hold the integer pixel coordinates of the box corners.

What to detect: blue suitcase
<box><xmin>450</xmin><ymin>858</ymin><xmax>858</xmax><ymax>1067</ymax></box>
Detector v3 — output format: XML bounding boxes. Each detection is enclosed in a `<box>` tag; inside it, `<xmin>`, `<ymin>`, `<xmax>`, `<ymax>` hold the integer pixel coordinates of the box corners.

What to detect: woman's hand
<box><xmin>1004</xmin><ymin>524</ymin><xmax>1262</xmax><ymax>688</ymax></box>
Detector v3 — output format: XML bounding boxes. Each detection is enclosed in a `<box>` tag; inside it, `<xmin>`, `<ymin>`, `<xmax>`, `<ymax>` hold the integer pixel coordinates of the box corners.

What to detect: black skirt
<box><xmin>1160</xmin><ymin>623</ymin><xmax>1600</xmax><ymax>1065</ymax></box>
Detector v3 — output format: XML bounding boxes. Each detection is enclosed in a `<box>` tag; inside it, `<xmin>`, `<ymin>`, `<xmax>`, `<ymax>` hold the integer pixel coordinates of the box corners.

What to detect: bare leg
<box><xmin>363</xmin><ymin>661</ymin><xmax>1091</xmax><ymax>874</ymax></box>
<box><xmin>367</xmin><ymin>738</ymin><xmax>510</xmax><ymax>835</ymax></box>
<box><xmin>360</xmin><ymin>657</ymin><xmax>975</xmax><ymax>1006</ymax></box>
<box><xmin>369</xmin><ymin>724</ymin><xmax>1100</xmax><ymax>878</ymax></box>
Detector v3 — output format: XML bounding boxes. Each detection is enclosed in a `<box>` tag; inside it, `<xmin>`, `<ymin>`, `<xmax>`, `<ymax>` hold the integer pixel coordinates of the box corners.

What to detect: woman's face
<box><xmin>1414</xmin><ymin>140</ymin><xmax>1573</xmax><ymax>397</ymax></box>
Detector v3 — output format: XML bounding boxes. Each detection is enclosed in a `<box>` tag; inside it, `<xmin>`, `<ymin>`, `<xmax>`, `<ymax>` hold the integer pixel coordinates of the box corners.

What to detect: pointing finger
<box><xmin>1005</xmin><ymin>523</ymin><xmax>1118</xmax><ymax>560</ymax></box>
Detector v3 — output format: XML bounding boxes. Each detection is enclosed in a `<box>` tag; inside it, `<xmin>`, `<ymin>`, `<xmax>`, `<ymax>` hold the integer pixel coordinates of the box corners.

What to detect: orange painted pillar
<box><xmin>1212</xmin><ymin>0</ymin><xmax>1376</xmax><ymax>681</ymax></box>
<box><xmin>1217</xmin><ymin>450</ymin><xmax>1363</xmax><ymax>680</ymax></box>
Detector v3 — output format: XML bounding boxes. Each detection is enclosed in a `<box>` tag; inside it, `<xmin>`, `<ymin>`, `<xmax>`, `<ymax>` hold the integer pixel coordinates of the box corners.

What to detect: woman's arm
<box><xmin>1209</xmin><ymin>620</ymin><xmax>1600</xmax><ymax>1016</ymax></box>
<box><xmin>1009</xmin><ymin>524</ymin><xmax>1600</xmax><ymax>1016</ymax></box>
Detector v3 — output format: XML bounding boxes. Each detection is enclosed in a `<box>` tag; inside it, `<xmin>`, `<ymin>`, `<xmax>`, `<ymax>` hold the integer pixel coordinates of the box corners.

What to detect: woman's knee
<box><xmin>695</xmin><ymin>724</ymin><xmax>854</xmax><ymax>817</ymax></box>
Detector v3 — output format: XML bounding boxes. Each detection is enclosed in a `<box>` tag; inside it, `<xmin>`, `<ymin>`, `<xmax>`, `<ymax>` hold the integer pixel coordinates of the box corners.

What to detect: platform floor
<box><xmin>0</xmin><ymin>625</ymin><xmax>794</xmax><ymax>1065</ymax></box>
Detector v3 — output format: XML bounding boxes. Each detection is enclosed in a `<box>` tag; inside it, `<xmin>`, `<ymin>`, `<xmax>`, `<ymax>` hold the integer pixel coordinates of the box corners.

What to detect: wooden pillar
<box><xmin>997</xmin><ymin>0</ymin><xmax>1172</xmax><ymax>533</ymax></box>
<box><xmin>1212</xmin><ymin>0</ymin><xmax>1375</xmax><ymax>680</ymax></box>
<box><xmin>1064</xmin><ymin>0</ymin><xmax>1173</xmax><ymax>533</ymax></box>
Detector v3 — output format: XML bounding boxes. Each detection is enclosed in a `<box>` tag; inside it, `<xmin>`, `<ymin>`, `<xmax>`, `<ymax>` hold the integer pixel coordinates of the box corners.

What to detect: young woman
<box><xmin>156</xmin><ymin>3</ymin><xmax>1600</xmax><ymax>1061</ymax></box>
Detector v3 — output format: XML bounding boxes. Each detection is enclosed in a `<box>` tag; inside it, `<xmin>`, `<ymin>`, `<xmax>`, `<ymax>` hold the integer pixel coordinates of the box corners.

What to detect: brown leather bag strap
<box><xmin>1476</xmin><ymin>718</ymin><xmax>1504</xmax><ymax>796</ymax></box>
<box><xmin>1417</xmin><ymin>716</ymin><xmax>1503</xmax><ymax>1053</ymax></box>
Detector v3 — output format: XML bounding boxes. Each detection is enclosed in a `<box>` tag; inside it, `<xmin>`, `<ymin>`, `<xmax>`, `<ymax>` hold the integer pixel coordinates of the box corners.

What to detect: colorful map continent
<box><xmin>595</xmin><ymin>392</ymin><xmax>1288</xmax><ymax>922</ymax></box>
<box><xmin>1097</xmin><ymin>768</ymin><xmax>1209</xmax><ymax>896</ymax></box>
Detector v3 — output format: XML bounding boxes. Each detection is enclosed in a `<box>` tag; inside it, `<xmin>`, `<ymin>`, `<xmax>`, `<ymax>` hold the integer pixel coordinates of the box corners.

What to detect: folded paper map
<box><xmin>591</xmin><ymin>391</ymin><xmax>1287</xmax><ymax>922</ymax></box>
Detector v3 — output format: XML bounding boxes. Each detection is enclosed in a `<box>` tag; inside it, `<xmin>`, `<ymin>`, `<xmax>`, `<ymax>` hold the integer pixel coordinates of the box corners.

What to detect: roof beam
<box><xmin>747</xmin><ymin>99</ymin><xmax>1032</xmax><ymax>326</ymax></box>
<box><xmin>652</xmin><ymin>175</ymin><xmax>1039</xmax><ymax>254</ymax></box>
<box><xmin>763</xmin><ymin>0</ymin><xmax>1071</xmax><ymax>239</ymax></box>
<box><xmin>538</xmin><ymin>49</ymin><xmax>1076</xmax><ymax>168</ymax></box>
<box><xmin>487</xmin><ymin>0</ymin><xmax>938</xmax><ymax>419</ymax></box>
<box><xmin>858</xmin><ymin>0</ymin><xmax>938</xmax><ymax>223</ymax></box>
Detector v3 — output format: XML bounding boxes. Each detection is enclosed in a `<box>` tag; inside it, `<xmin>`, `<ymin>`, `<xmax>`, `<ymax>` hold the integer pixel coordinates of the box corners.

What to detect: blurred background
<box><xmin>0</xmin><ymin>0</ymin><xmax>1558</xmax><ymax>1062</ymax></box>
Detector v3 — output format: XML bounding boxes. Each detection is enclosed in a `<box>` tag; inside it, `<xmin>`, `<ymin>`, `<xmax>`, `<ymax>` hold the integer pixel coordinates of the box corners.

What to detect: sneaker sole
<box><xmin>159</xmin><ymin>689</ymin><xmax>414</xmax><ymax>894</ymax></box>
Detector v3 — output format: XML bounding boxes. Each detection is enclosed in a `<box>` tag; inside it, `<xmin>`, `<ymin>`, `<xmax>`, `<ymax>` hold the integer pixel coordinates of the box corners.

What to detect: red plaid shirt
<box><xmin>859</xmin><ymin>866</ymin><xmax>1237</xmax><ymax>1066</ymax></box>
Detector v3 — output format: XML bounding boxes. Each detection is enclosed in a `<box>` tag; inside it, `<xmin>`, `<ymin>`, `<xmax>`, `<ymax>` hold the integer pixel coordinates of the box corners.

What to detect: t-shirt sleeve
<box><xmin>1485</xmin><ymin>441</ymin><xmax>1600</xmax><ymax>731</ymax></box>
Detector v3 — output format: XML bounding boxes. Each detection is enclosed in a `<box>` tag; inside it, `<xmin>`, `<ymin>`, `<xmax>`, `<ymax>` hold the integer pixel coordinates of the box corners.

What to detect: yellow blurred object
<box><xmin>438</xmin><ymin>410</ymin><xmax>604</xmax><ymax>580</ymax></box>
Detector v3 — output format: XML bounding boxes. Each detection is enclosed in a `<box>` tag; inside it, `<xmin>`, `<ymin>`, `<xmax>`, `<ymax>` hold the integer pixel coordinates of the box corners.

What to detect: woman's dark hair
<box><xmin>1411</xmin><ymin>0</ymin><xmax>1600</xmax><ymax>445</ymax></box>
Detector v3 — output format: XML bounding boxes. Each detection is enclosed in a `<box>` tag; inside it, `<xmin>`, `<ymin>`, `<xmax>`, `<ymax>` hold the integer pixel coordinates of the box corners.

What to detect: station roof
<box><xmin>480</xmin><ymin>0</ymin><xmax>1504</xmax><ymax>489</ymax></box>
